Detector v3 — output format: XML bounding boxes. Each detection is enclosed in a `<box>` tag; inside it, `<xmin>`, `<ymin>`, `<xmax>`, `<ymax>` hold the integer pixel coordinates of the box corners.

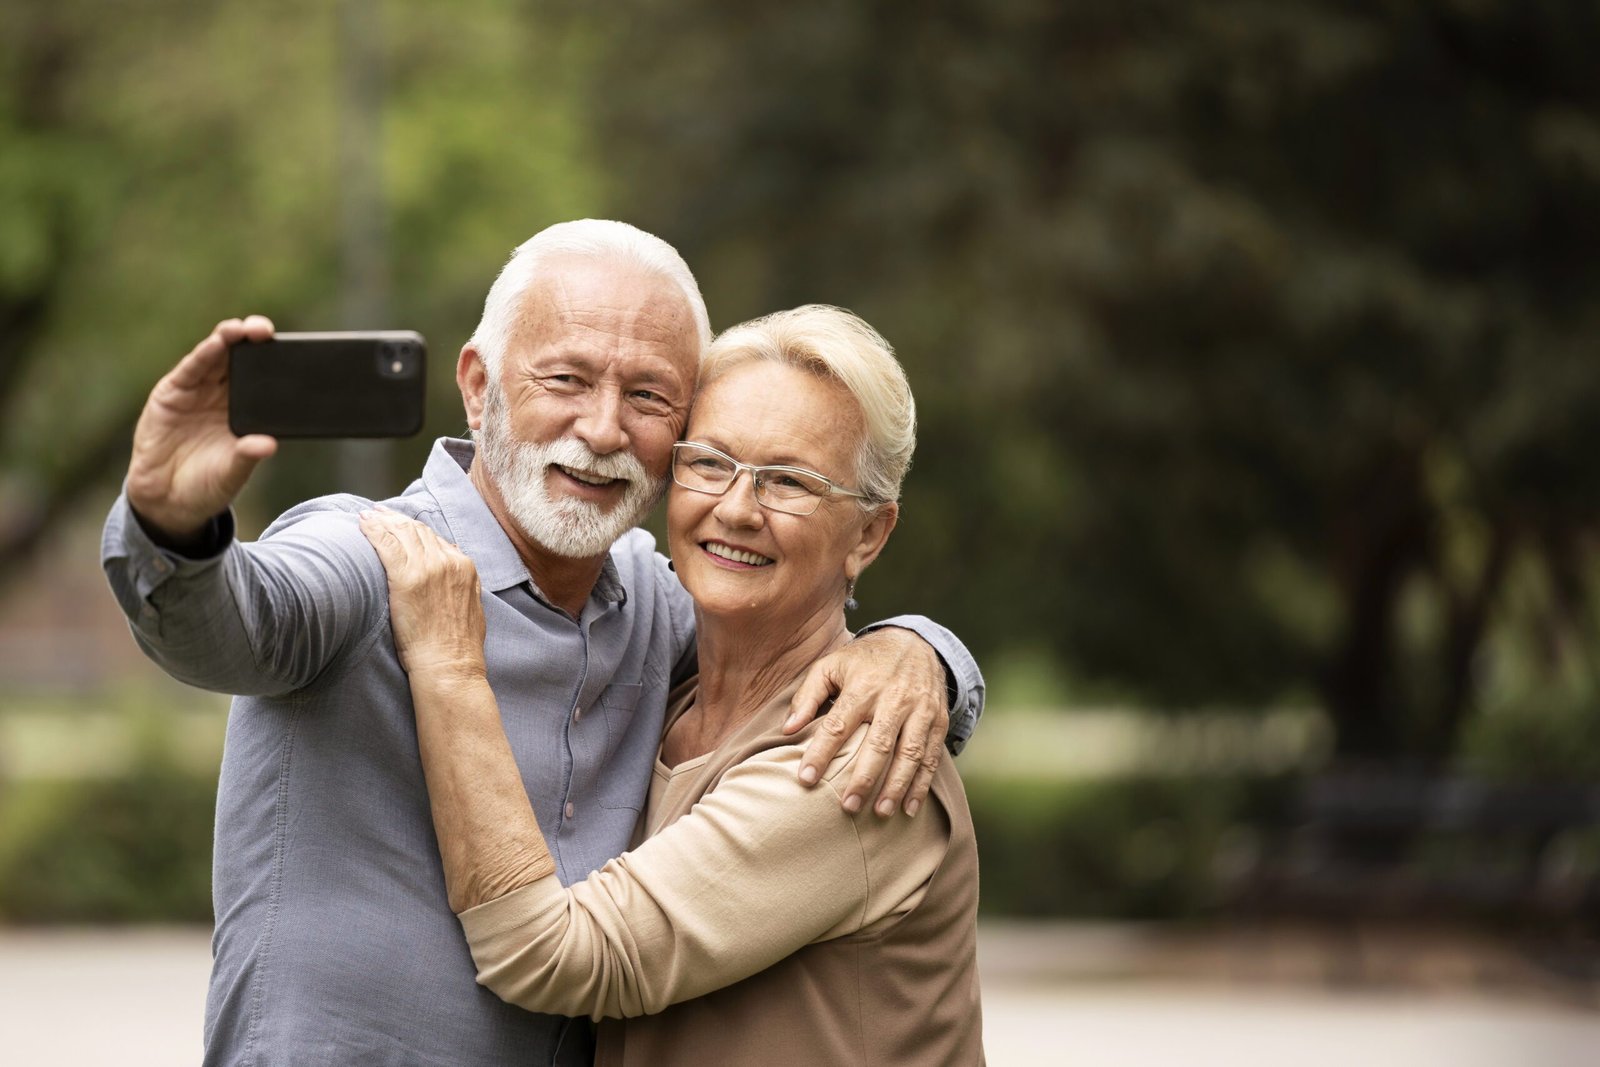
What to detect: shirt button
<box><xmin>564</xmin><ymin>802</ymin><xmax>575</xmax><ymax>820</ymax></box>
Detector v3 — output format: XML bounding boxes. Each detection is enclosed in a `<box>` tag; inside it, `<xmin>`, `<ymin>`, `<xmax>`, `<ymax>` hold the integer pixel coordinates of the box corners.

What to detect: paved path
<box><xmin>981</xmin><ymin>980</ymin><xmax>1600</xmax><ymax>1066</ymax></box>
<box><xmin>3</xmin><ymin>924</ymin><xmax>1598</xmax><ymax>1065</ymax></box>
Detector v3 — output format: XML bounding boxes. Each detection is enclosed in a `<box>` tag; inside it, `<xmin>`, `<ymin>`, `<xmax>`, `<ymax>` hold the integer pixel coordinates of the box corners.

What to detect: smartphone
<box><xmin>228</xmin><ymin>331</ymin><xmax>427</xmax><ymax>438</ymax></box>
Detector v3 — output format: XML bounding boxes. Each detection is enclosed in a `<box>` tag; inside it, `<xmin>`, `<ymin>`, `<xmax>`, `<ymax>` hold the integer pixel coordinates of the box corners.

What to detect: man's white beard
<box><xmin>476</xmin><ymin>389</ymin><xmax>665</xmax><ymax>559</ymax></box>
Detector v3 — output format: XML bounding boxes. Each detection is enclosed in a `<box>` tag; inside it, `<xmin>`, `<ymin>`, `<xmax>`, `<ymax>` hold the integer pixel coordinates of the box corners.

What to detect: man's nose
<box><xmin>573</xmin><ymin>389</ymin><xmax>628</xmax><ymax>455</ymax></box>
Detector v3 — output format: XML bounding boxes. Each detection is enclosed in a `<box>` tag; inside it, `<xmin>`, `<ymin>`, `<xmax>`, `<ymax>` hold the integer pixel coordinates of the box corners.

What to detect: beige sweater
<box><xmin>459</xmin><ymin>681</ymin><xmax>984</xmax><ymax>1065</ymax></box>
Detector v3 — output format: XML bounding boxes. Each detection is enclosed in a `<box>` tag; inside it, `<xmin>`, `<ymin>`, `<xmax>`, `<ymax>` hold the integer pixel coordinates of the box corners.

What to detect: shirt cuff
<box><xmin>130</xmin><ymin>505</ymin><xmax>234</xmax><ymax>562</ymax></box>
<box><xmin>103</xmin><ymin>493</ymin><xmax>237</xmax><ymax>625</ymax></box>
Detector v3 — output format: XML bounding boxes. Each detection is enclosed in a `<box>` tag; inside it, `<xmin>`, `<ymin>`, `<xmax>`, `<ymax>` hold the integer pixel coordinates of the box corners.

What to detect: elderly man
<box><xmin>102</xmin><ymin>221</ymin><xmax>983</xmax><ymax>1067</ymax></box>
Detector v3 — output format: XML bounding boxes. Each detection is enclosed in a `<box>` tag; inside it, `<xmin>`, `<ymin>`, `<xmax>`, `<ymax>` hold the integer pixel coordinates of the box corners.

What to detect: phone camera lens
<box><xmin>377</xmin><ymin>342</ymin><xmax>420</xmax><ymax>380</ymax></box>
<box><xmin>375</xmin><ymin>338</ymin><xmax>423</xmax><ymax>380</ymax></box>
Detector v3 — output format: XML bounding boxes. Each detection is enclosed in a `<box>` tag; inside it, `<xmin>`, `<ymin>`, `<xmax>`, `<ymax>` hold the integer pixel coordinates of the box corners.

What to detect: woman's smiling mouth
<box><xmin>702</xmin><ymin>541</ymin><xmax>774</xmax><ymax>567</ymax></box>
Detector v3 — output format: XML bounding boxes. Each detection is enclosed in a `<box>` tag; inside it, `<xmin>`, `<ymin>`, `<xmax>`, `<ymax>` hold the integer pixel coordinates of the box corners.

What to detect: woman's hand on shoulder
<box><xmin>359</xmin><ymin>507</ymin><xmax>488</xmax><ymax>680</ymax></box>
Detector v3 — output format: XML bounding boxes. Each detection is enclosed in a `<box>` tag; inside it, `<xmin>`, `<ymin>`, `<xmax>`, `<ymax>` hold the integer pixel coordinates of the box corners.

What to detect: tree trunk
<box><xmin>1427</xmin><ymin>521</ymin><xmax>1513</xmax><ymax>760</ymax></box>
<box><xmin>1322</xmin><ymin>453</ymin><xmax>1432</xmax><ymax>760</ymax></box>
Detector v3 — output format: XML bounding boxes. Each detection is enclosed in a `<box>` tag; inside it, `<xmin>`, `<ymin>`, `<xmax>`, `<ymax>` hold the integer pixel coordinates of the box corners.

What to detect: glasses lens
<box><xmin>674</xmin><ymin>445</ymin><xmax>736</xmax><ymax>491</ymax></box>
<box><xmin>755</xmin><ymin>468</ymin><xmax>832</xmax><ymax>514</ymax></box>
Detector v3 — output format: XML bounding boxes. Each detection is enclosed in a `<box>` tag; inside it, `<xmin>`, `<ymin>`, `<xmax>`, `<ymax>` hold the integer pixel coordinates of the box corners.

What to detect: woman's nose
<box><xmin>712</xmin><ymin>469</ymin><xmax>765</xmax><ymax>528</ymax></box>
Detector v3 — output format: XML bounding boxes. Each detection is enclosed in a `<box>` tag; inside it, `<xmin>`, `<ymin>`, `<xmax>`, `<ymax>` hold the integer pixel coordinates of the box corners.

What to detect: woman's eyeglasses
<box><xmin>670</xmin><ymin>441</ymin><xmax>870</xmax><ymax>516</ymax></box>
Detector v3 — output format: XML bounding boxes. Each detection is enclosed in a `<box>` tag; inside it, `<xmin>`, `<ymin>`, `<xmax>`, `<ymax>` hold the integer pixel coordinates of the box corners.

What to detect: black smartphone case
<box><xmin>228</xmin><ymin>331</ymin><xmax>427</xmax><ymax>438</ymax></box>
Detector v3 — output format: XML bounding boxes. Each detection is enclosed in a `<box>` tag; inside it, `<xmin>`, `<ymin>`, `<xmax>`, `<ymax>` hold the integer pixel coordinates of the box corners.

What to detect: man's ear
<box><xmin>458</xmin><ymin>344</ymin><xmax>489</xmax><ymax>432</ymax></box>
<box><xmin>845</xmin><ymin>502</ymin><xmax>898</xmax><ymax>580</ymax></box>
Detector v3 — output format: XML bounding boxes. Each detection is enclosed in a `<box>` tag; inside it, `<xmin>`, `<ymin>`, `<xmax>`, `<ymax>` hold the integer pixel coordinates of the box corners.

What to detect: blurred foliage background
<box><xmin>3</xmin><ymin>0</ymin><xmax>1600</xmax><ymax>924</ymax></box>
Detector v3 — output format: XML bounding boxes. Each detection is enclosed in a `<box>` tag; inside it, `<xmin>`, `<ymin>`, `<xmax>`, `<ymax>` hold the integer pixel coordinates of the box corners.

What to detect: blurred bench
<box><xmin>1241</xmin><ymin>770</ymin><xmax>1600</xmax><ymax>922</ymax></box>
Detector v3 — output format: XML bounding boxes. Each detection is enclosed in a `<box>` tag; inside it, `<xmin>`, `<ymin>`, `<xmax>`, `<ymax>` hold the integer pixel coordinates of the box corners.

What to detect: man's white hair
<box><xmin>469</xmin><ymin>219</ymin><xmax>712</xmax><ymax>376</ymax></box>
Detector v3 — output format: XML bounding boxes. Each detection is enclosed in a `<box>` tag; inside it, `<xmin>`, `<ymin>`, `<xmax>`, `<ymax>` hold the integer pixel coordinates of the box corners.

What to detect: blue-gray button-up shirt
<box><xmin>101</xmin><ymin>438</ymin><xmax>983</xmax><ymax>1067</ymax></box>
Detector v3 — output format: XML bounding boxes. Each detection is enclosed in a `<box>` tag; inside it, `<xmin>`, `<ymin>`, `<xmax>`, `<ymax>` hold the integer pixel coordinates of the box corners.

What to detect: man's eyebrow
<box><xmin>526</xmin><ymin>351</ymin><xmax>600</xmax><ymax>374</ymax></box>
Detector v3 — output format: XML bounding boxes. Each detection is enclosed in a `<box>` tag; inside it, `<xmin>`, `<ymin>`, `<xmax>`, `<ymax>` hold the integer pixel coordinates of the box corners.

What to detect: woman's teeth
<box><xmin>705</xmin><ymin>542</ymin><xmax>773</xmax><ymax>566</ymax></box>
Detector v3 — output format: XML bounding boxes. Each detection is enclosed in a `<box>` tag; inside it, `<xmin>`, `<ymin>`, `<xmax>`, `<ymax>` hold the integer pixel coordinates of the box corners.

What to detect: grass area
<box><xmin>0</xmin><ymin>688</ymin><xmax>228</xmax><ymax>781</ymax></box>
<box><xmin>1</xmin><ymin>684</ymin><xmax>1333</xmax><ymax>783</ymax></box>
<box><xmin>4</xmin><ymin>679</ymin><xmax>1590</xmax><ymax>925</ymax></box>
<box><xmin>960</xmin><ymin>706</ymin><xmax>1331</xmax><ymax>781</ymax></box>
<box><xmin>0</xmin><ymin>685</ymin><xmax>1305</xmax><ymax>923</ymax></box>
<box><xmin>0</xmin><ymin>686</ymin><xmax>223</xmax><ymax>922</ymax></box>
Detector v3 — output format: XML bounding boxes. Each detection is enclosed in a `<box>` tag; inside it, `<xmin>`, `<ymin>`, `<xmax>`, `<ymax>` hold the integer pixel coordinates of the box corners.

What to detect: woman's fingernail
<box><xmin>906</xmin><ymin>799</ymin><xmax>921</xmax><ymax>818</ymax></box>
<box><xmin>876</xmin><ymin>798</ymin><xmax>895</xmax><ymax>816</ymax></box>
<box><xmin>843</xmin><ymin>794</ymin><xmax>863</xmax><ymax>813</ymax></box>
<box><xmin>799</xmin><ymin>766</ymin><xmax>819</xmax><ymax>786</ymax></box>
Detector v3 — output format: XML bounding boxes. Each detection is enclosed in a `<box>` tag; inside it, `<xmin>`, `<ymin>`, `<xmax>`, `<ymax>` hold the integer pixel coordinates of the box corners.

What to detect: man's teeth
<box><xmin>705</xmin><ymin>542</ymin><xmax>773</xmax><ymax>566</ymax></box>
<box><xmin>558</xmin><ymin>465</ymin><xmax>618</xmax><ymax>487</ymax></box>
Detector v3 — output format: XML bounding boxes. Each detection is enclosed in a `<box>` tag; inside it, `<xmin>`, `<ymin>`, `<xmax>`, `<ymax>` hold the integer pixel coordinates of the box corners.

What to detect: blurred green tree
<box><xmin>584</xmin><ymin>0</ymin><xmax>1600</xmax><ymax>760</ymax></box>
<box><xmin>0</xmin><ymin>0</ymin><xmax>603</xmax><ymax>579</ymax></box>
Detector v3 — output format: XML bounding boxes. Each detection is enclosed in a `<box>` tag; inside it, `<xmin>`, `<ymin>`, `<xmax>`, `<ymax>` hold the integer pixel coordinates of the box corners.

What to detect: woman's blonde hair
<box><xmin>701</xmin><ymin>305</ymin><xmax>915</xmax><ymax>505</ymax></box>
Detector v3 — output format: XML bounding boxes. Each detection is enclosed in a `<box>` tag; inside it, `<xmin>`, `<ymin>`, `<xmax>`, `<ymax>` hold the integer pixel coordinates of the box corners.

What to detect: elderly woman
<box><xmin>359</xmin><ymin>305</ymin><xmax>983</xmax><ymax>1065</ymax></box>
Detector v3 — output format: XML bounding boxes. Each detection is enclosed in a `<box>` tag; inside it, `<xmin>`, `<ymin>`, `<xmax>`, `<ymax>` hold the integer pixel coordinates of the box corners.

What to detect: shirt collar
<box><xmin>422</xmin><ymin>438</ymin><xmax>627</xmax><ymax>609</ymax></box>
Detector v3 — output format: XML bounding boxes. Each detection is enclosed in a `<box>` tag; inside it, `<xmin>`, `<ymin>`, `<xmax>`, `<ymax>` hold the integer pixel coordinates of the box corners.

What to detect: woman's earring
<box><xmin>844</xmin><ymin>575</ymin><xmax>858</xmax><ymax>612</ymax></box>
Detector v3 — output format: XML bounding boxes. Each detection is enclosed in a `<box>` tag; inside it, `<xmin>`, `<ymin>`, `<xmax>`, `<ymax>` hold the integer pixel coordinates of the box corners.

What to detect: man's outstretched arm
<box><xmin>102</xmin><ymin>316</ymin><xmax>386</xmax><ymax>694</ymax></box>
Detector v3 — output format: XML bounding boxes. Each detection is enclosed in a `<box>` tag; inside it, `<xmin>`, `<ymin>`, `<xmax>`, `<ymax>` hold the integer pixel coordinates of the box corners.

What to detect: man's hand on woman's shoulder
<box><xmin>784</xmin><ymin>627</ymin><xmax>949</xmax><ymax>818</ymax></box>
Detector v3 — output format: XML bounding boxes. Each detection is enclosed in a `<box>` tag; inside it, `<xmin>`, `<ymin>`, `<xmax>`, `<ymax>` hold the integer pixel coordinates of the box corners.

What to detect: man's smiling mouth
<box><xmin>555</xmin><ymin>464</ymin><xmax>623</xmax><ymax>488</ymax></box>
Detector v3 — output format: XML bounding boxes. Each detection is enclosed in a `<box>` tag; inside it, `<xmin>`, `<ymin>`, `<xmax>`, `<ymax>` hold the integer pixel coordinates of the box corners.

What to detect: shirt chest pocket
<box><xmin>600</xmin><ymin>682</ymin><xmax>643</xmax><ymax>712</ymax></box>
<box><xmin>595</xmin><ymin>682</ymin><xmax>651</xmax><ymax>813</ymax></box>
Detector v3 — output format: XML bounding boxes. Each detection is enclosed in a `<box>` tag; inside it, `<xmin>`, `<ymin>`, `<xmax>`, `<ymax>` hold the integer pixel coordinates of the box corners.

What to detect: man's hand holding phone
<box><xmin>126</xmin><ymin>318</ymin><xmax>428</xmax><ymax>552</ymax></box>
<box><xmin>127</xmin><ymin>316</ymin><xmax>280</xmax><ymax>550</ymax></box>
